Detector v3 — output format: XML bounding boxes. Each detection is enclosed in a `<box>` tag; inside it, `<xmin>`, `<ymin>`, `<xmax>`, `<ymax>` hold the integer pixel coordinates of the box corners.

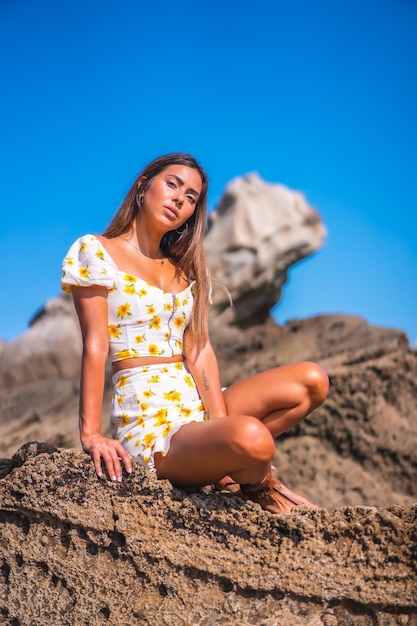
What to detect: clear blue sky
<box><xmin>1</xmin><ymin>0</ymin><xmax>416</xmax><ymax>345</ymax></box>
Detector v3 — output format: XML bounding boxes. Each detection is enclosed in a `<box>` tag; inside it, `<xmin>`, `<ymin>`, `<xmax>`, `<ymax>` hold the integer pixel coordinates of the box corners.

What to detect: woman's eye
<box><xmin>186</xmin><ymin>195</ymin><xmax>196</xmax><ymax>204</ymax></box>
<box><xmin>167</xmin><ymin>180</ymin><xmax>177</xmax><ymax>188</ymax></box>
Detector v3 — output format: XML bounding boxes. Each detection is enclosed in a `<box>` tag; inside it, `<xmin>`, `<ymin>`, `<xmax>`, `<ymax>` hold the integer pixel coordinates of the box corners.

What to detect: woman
<box><xmin>61</xmin><ymin>152</ymin><xmax>329</xmax><ymax>514</ymax></box>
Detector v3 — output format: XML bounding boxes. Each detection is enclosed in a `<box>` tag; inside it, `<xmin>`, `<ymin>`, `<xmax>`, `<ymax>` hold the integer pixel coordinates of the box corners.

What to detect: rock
<box><xmin>0</xmin><ymin>294</ymin><xmax>82</xmax><ymax>389</ymax></box>
<box><xmin>0</xmin><ymin>296</ymin><xmax>109</xmax><ymax>457</ymax></box>
<box><xmin>205</xmin><ymin>173</ymin><xmax>326</xmax><ymax>326</ymax></box>
<box><xmin>0</xmin><ymin>444</ymin><xmax>416</xmax><ymax>625</ymax></box>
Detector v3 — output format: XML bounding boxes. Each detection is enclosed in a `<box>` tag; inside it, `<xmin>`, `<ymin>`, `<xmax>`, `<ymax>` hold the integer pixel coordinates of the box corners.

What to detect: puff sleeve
<box><xmin>61</xmin><ymin>234</ymin><xmax>117</xmax><ymax>292</ymax></box>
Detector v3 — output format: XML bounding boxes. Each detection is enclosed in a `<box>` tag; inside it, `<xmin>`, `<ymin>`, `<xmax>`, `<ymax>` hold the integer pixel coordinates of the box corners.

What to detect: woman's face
<box><xmin>140</xmin><ymin>165</ymin><xmax>203</xmax><ymax>234</ymax></box>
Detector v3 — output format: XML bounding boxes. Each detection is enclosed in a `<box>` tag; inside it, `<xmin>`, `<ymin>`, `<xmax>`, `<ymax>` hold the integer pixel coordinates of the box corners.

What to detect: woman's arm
<box><xmin>72</xmin><ymin>285</ymin><xmax>132</xmax><ymax>481</ymax></box>
<box><xmin>184</xmin><ymin>331</ymin><xmax>227</xmax><ymax>420</ymax></box>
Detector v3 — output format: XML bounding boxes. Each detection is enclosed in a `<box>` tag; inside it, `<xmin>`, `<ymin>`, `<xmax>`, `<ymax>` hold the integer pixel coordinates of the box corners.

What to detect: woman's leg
<box><xmin>154</xmin><ymin>415</ymin><xmax>275</xmax><ymax>487</ymax></box>
<box><xmin>218</xmin><ymin>361</ymin><xmax>328</xmax><ymax>512</ymax></box>
<box><xmin>223</xmin><ymin>361</ymin><xmax>329</xmax><ymax>437</ymax></box>
<box><xmin>155</xmin><ymin>361</ymin><xmax>328</xmax><ymax>513</ymax></box>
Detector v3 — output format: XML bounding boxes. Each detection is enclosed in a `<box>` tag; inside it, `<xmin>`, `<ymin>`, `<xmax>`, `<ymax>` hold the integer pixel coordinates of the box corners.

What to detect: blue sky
<box><xmin>1</xmin><ymin>0</ymin><xmax>416</xmax><ymax>345</ymax></box>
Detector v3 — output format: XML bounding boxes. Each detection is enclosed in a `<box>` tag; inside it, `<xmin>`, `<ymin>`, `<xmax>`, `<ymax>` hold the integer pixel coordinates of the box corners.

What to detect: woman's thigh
<box><xmin>154</xmin><ymin>415</ymin><xmax>274</xmax><ymax>487</ymax></box>
<box><xmin>222</xmin><ymin>362</ymin><xmax>327</xmax><ymax>420</ymax></box>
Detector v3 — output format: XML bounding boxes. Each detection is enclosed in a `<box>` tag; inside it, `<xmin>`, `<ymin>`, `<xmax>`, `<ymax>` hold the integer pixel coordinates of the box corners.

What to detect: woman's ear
<box><xmin>137</xmin><ymin>176</ymin><xmax>147</xmax><ymax>189</ymax></box>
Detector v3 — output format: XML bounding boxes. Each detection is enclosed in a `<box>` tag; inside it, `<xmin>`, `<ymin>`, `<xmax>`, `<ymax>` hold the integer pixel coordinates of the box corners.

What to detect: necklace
<box><xmin>123</xmin><ymin>237</ymin><xmax>166</xmax><ymax>266</ymax></box>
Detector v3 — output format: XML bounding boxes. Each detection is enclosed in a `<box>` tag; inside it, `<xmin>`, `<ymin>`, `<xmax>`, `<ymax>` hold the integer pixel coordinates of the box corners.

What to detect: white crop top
<box><xmin>61</xmin><ymin>234</ymin><xmax>195</xmax><ymax>362</ymax></box>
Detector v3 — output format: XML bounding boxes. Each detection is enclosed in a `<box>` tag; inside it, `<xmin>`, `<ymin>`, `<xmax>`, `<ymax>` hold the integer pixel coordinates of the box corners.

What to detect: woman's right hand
<box><xmin>81</xmin><ymin>433</ymin><xmax>132</xmax><ymax>482</ymax></box>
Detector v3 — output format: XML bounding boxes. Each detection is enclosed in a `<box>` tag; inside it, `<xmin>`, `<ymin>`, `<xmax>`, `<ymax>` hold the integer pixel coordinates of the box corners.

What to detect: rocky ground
<box><xmin>0</xmin><ymin>442</ymin><xmax>416</xmax><ymax>626</ymax></box>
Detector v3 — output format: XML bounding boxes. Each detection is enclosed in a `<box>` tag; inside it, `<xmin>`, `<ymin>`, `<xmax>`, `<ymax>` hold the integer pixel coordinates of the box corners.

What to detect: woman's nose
<box><xmin>172</xmin><ymin>190</ymin><xmax>184</xmax><ymax>207</ymax></box>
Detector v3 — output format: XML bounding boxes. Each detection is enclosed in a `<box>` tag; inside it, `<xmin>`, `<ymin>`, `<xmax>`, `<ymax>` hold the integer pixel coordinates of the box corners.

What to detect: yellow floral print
<box><xmin>61</xmin><ymin>235</ymin><xmax>195</xmax><ymax>368</ymax></box>
<box><xmin>117</xmin><ymin>375</ymin><xmax>129</xmax><ymax>388</ymax></box>
<box><xmin>120</xmin><ymin>413</ymin><xmax>130</xmax><ymax>428</ymax></box>
<box><xmin>163</xmin><ymin>390</ymin><xmax>181</xmax><ymax>403</ymax></box>
<box><xmin>149</xmin><ymin>315</ymin><xmax>161</xmax><ymax>330</ymax></box>
<box><xmin>162</xmin><ymin>424</ymin><xmax>172</xmax><ymax>437</ymax></box>
<box><xmin>174</xmin><ymin>316</ymin><xmax>185</xmax><ymax>329</ymax></box>
<box><xmin>109</xmin><ymin>324</ymin><xmax>122</xmax><ymax>339</ymax></box>
<box><xmin>117</xmin><ymin>303</ymin><xmax>132</xmax><ymax>319</ymax></box>
<box><xmin>154</xmin><ymin>408</ymin><xmax>168</xmax><ymax>423</ymax></box>
<box><xmin>184</xmin><ymin>374</ymin><xmax>194</xmax><ymax>388</ymax></box>
<box><xmin>124</xmin><ymin>284</ymin><xmax>137</xmax><ymax>296</ymax></box>
<box><xmin>108</xmin><ymin>361</ymin><xmax>207</xmax><ymax>471</ymax></box>
<box><xmin>143</xmin><ymin>433</ymin><xmax>157</xmax><ymax>449</ymax></box>
<box><xmin>115</xmin><ymin>348</ymin><xmax>137</xmax><ymax>360</ymax></box>
<box><xmin>153</xmin><ymin>413</ymin><xmax>172</xmax><ymax>436</ymax></box>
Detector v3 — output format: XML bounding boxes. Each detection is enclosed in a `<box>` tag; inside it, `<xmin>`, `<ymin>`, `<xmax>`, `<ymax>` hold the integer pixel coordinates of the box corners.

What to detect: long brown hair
<box><xmin>103</xmin><ymin>153</ymin><xmax>210</xmax><ymax>349</ymax></box>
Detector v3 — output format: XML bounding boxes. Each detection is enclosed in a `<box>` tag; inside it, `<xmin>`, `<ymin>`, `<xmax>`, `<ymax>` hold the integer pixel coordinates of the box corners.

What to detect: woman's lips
<box><xmin>164</xmin><ymin>205</ymin><xmax>179</xmax><ymax>219</ymax></box>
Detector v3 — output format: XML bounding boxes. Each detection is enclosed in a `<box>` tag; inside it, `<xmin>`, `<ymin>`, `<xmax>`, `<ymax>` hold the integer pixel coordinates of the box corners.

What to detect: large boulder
<box><xmin>0</xmin><ymin>294</ymin><xmax>81</xmax><ymax>389</ymax></box>
<box><xmin>205</xmin><ymin>173</ymin><xmax>326</xmax><ymax>326</ymax></box>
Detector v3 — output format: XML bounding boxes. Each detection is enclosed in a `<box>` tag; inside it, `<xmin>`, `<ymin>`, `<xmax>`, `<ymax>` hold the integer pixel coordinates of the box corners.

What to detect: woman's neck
<box><xmin>125</xmin><ymin>226</ymin><xmax>164</xmax><ymax>260</ymax></box>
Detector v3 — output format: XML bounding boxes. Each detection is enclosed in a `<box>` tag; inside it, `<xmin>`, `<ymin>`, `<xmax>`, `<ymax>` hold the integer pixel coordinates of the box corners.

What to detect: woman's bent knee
<box><xmin>229</xmin><ymin>416</ymin><xmax>275</xmax><ymax>463</ymax></box>
<box><xmin>302</xmin><ymin>362</ymin><xmax>329</xmax><ymax>407</ymax></box>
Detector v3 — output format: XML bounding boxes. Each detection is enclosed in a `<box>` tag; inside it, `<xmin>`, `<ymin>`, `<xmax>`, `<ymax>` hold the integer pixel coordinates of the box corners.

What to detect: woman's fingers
<box><xmin>116</xmin><ymin>443</ymin><xmax>133</xmax><ymax>476</ymax></box>
<box><xmin>87</xmin><ymin>436</ymin><xmax>132</xmax><ymax>482</ymax></box>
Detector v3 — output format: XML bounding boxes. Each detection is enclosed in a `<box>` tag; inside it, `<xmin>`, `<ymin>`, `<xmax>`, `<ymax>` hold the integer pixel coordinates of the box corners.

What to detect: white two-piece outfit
<box><xmin>61</xmin><ymin>234</ymin><xmax>208</xmax><ymax>473</ymax></box>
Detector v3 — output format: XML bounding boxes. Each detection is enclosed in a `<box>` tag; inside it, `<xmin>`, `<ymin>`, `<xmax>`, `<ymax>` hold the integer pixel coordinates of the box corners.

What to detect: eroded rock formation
<box><xmin>0</xmin><ymin>443</ymin><xmax>416</xmax><ymax>625</ymax></box>
<box><xmin>205</xmin><ymin>173</ymin><xmax>326</xmax><ymax>326</ymax></box>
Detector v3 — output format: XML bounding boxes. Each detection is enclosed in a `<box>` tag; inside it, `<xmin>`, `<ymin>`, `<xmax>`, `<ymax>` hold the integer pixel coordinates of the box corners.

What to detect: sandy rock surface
<box><xmin>1</xmin><ymin>443</ymin><xmax>416</xmax><ymax>626</ymax></box>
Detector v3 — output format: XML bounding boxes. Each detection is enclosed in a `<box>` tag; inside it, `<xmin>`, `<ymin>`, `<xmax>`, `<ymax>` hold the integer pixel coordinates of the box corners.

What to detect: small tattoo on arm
<box><xmin>202</xmin><ymin>370</ymin><xmax>210</xmax><ymax>391</ymax></box>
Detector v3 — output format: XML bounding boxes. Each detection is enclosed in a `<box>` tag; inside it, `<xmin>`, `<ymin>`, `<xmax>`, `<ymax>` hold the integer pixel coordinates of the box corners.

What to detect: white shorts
<box><xmin>110</xmin><ymin>361</ymin><xmax>208</xmax><ymax>472</ymax></box>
